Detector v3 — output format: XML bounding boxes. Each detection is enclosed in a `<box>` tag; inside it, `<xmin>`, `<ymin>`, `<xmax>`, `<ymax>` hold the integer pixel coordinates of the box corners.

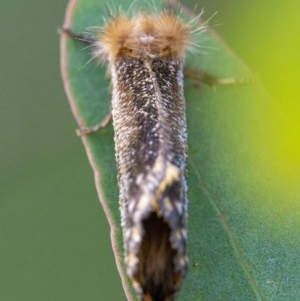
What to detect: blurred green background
<box><xmin>1</xmin><ymin>0</ymin><xmax>299</xmax><ymax>300</ymax></box>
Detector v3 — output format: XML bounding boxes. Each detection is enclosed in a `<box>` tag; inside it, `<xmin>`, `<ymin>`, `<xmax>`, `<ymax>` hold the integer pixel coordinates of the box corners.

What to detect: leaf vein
<box><xmin>190</xmin><ymin>159</ymin><xmax>266</xmax><ymax>301</ymax></box>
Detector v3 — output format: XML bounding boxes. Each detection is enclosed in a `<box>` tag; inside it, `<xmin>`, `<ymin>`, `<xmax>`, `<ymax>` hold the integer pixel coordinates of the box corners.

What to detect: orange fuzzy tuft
<box><xmin>96</xmin><ymin>12</ymin><xmax>192</xmax><ymax>62</ymax></box>
<box><xmin>97</xmin><ymin>15</ymin><xmax>134</xmax><ymax>61</ymax></box>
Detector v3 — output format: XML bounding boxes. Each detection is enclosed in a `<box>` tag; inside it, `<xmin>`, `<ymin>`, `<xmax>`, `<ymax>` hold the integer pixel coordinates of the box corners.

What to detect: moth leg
<box><xmin>60</xmin><ymin>27</ymin><xmax>96</xmax><ymax>46</ymax></box>
<box><xmin>184</xmin><ymin>68</ymin><xmax>252</xmax><ymax>89</ymax></box>
<box><xmin>60</xmin><ymin>28</ymin><xmax>112</xmax><ymax>136</ymax></box>
<box><xmin>76</xmin><ymin>112</ymin><xmax>112</xmax><ymax>136</ymax></box>
<box><xmin>169</xmin><ymin>0</ymin><xmax>254</xmax><ymax>88</ymax></box>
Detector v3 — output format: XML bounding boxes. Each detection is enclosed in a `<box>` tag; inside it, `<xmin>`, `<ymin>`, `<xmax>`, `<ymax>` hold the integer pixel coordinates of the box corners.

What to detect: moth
<box><xmin>61</xmin><ymin>5</ymin><xmax>203</xmax><ymax>301</ymax></box>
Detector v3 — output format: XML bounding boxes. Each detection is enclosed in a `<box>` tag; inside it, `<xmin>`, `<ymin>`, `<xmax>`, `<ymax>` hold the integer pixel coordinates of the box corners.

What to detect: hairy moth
<box><xmin>61</xmin><ymin>3</ymin><xmax>203</xmax><ymax>300</ymax></box>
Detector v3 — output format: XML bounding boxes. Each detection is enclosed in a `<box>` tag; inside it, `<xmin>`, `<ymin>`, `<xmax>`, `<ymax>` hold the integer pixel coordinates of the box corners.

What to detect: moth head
<box><xmin>97</xmin><ymin>12</ymin><xmax>192</xmax><ymax>62</ymax></box>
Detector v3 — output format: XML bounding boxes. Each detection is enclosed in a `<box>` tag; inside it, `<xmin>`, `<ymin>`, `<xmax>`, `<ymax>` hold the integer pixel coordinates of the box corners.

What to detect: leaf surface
<box><xmin>60</xmin><ymin>0</ymin><xmax>300</xmax><ymax>300</ymax></box>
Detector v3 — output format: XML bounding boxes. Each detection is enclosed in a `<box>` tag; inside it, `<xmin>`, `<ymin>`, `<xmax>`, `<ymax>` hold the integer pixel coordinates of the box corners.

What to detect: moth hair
<box><xmin>91</xmin><ymin>10</ymin><xmax>203</xmax><ymax>64</ymax></box>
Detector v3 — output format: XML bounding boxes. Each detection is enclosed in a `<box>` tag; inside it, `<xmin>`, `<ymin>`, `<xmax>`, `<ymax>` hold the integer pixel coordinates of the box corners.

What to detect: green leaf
<box><xmin>60</xmin><ymin>0</ymin><xmax>300</xmax><ymax>300</ymax></box>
